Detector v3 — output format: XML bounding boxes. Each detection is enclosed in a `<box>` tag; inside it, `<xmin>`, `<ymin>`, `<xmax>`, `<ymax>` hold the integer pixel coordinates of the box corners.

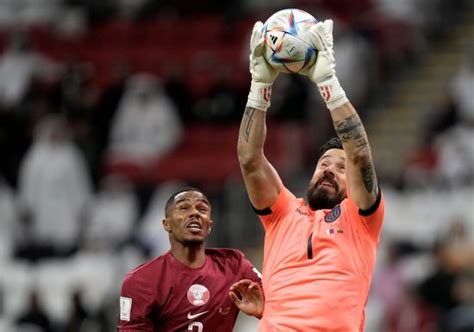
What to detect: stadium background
<box><xmin>0</xmin><ymin>0</ymin><xmax>472</xmax><ymax>331</ymax></box>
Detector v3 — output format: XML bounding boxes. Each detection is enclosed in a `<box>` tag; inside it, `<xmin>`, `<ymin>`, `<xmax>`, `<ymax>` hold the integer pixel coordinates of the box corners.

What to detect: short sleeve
<box><xmin>345</xmin><ymin>191</ymin><xmax>385</xmax><ymax>242</ymax></box>
<box><xmin>258</xmin><ymin>186</ymin><xmax>296</xmax><ymax>230</ymax></box>
<box><xmin>118</xmin><ymin>272</ymin><xmax>155</xmax><ymax>331</ymax></box>
<box><xmin>240</xmin><ymin>254</ymin><xmax>263</xmax><ymax>285</ymax></box>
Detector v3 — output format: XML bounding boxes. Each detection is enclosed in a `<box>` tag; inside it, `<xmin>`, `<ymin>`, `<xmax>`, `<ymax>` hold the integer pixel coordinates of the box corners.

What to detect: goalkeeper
<box><xmin>237</xmin><ymin>19</ymin><xmax>385</xmax><ymax>331</ymax></box>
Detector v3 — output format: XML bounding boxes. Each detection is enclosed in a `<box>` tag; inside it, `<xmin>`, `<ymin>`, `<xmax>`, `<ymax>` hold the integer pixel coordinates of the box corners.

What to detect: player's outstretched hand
<box><xmin>229</xmin><ymin>279</ymin><xmax>264</xmax><ymax>319</ymax></box>
<box><xmin>300</xmin><ymin>19</ymin><xmax>336</xmax><ymax>84</ymax></box>
<box><xmin>249</xmin><ymin>21</ymin><xmax>279</xmax><ymax>85</ymax></box>
<box><xmin>300</xmin><ymin>19</ymin><xmax>348</xmax><ymax>110</ymax></box>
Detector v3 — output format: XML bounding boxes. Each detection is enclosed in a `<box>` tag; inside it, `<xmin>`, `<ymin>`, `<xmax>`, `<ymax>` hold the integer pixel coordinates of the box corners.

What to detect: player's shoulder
<box><xmin>206</xmin><ymin>248</ymin><xmax>253</xmax><ymax>275</ymax></box>
<box><xmin>122</xmin><ymin>251</ymin><xmax>171</xmax><ymax>284</ymax></box>
<box><xmin>205</xmin><ymin>248</ymin><xmax>249</xmax><ymax>267</ymax></box>
<box><xmin>205</xmin><ymin>247</ymin><xmax>246</xmax><ymax>259</ymax></box>
<box><xmin>269</xmin><ymin>186</ymin><xmax>305</xmax><ymax>213</ymax></box>
<box><xmin>342</xmin><ymin>188</ymin><xmax>384</xmax><ymax>217</ymax></box>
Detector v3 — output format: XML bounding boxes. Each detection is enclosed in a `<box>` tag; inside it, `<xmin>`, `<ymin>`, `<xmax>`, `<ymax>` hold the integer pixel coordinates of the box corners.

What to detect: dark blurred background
<box><xmin>0</xmin><ymin>0</ymin><xmax>472</xmax><ymax>331</ymax></box>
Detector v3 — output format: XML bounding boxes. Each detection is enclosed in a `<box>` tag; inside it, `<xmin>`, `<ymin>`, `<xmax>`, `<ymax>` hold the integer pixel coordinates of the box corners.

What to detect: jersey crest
<box><xmin>187</xmin><ymin>284</ymin><xmax>210</xmax><ymax>306</ymax></box>
<box><xmin>324</xmin><ymin>204</ymin><xmax>341</xmax><ymax>223</ymax></box>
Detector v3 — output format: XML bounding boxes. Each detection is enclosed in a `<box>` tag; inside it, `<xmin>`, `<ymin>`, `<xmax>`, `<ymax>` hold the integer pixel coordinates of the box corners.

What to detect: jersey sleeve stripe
<box><xmin>358</xmin><ymin>187</ymin><xmax>382</xmax><ymax>216</ymax></box>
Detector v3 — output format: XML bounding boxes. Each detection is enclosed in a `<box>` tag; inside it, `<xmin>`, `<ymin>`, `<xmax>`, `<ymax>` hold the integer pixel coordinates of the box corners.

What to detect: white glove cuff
<box><xmin>317</xmin><ymin>76</ymin><xmax>348</xmax><ymax>111</ymax></box>
<box><xmin>246</xmin><ymin>81</ymin><xmax>272</xmax><ymax>111</ymax></box>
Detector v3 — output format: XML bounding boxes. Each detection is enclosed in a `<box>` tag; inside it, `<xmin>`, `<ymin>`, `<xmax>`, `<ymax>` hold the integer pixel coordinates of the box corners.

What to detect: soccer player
<box><xmin>118</xmin><ymin>187</ymin><xmax>263</xmax><ymax>331</ymax></box>
<box><xmin>237</xmin><ymin>19</ymin><xmax>385</xmax><ymax>331</ymax></box>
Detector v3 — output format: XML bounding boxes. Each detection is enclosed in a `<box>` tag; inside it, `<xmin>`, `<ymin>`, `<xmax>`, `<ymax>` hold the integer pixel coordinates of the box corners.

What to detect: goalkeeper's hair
<box><xmin>318</xmin><ymin>137</ymin><xmax>343</xmax><ymax>159</ymax></box>
<box><xmin>165</xmin><ymin>187</ymin><xmax>209</xmax><ymax>217</ymax></box>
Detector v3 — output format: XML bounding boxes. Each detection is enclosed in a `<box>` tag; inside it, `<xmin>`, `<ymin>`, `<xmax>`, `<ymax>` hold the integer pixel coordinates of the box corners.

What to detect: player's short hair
<box><xmin>318</xmin><ymin>137</ymin><xmax>343</xmax><ymax>160</ymax></box>
<box><xmin>164</xmin><ymin>187</ymin><xmax>209</xmax><ymax>217</ymax></box>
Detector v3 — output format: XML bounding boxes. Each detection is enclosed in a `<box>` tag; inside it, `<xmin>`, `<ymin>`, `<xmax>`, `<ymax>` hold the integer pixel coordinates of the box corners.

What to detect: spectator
<box><xmin>0</xmin><ymin>175</ymin><xmax>18</xmax><ymax>260</ymax></box>
<box><xmin>106</xmin><ymin>74</ymin><xmax>183</xmax><ymax>169</ymax></box>
<box><xmin>434</xmin><ymin>119</ymin><xmax>474</xmax><ymax>187</ymax></box>
<box><xmin>195</xmin><ymin>67</ymin><xmax>243</xmax><ymax>122</ymax></box>
<box><xmin>420</xmin><ymin>219</ymin><xmax>474</xmax><ymax>331</ymax></box>
<box><xmin>449</xmin><ymin>53</ymin><xmax>474</xmax><ymax>122</ymax></box>
<box><xmin>51</xmin><ymin>58</ymin><xmax>97</xmax><ymax>123</ymax></box>
<box><xmin>85</xmin><ymin>174</ymin><xmax>138</xmax><ymax>250</ymax></box>
<box><xmin>136</xmin><ymin>180</ymin><xmax>184</xmax><ymax>257</ymax></box>
<box><xmin>93</xmin><ymin>62</ymin><xmax>130</xmax><ymax>157</ymax></box>
<box><xmin>15</xmin><ymin>289</ymin><xmax>54</xmax><ymax>332</ymax></box>
<box><xmin>17</xmin><ymin>114</ymin><xmax>92</xmax><ymax>260</ymax></box>
<box><xmin>441</xmin><ymin>271</ymin><xmax>474</xmax><ymax>332</ymax></box>
<box><xmin>333</xmin><ymin>21</ymin><xmax>374</xmax><ymax>109</ymax></box>
<box><xmin>418</xmin><ymin>238</ymin><xmax>461</xmax><ymax>327</ymax></box>
<box><xmin>0</xmin><ymin>30</ymin><xmax>59</xmax><ymax>109</ymax></box>
<box><xmin>163</xmin><ymin>66</ymin><xmax>195</xmax><ymax>124</ymax></box>
<box><xmin>51</xmin><ymin>58</ymin><xmax>98</xmax><ymax>176</ymax></box>
<box><xmin>433</xmin><ymin>54</ymin><xmax>474</xmax><ymax>186</ymax></box>
<box><xmin>64</xmin><ymin>288</ymin><xmax>109</xmax><ymax>332</ymax></box>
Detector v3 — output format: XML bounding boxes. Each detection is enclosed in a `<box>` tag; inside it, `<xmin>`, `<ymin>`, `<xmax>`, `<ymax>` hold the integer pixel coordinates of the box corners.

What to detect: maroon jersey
<box><xmin>118</xmin><ymin>248</ymin><xmax>261</xmax><ymax>332</ymax></box>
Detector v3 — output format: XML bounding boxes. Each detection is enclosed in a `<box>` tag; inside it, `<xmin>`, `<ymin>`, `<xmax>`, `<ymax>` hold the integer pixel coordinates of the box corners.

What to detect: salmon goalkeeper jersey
<box><xmin>257</xmin><ymin>186</ymin><xmax>384</xmax><ymax>331</ymax></box>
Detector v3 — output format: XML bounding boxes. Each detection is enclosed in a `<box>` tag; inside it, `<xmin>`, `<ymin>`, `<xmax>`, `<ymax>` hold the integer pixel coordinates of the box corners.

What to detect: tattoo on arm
<box><xmin>360</xmin><ymin>165</ymin><xmax>375</xmax><ymax>193</ymax></box>
<box><xmin>334</xmin><ymin>114</ymin><xmax>367</xmax><ymax>148</ymax></box>
<box><xmin>335</xmin><ymin>114</ymin><xmax>378</xmax><ymax>194</ymax></box>
<box><xmin>243</xmin><ymin>107</ymin><xmax>257</xmax><ymax>142</ymax></box>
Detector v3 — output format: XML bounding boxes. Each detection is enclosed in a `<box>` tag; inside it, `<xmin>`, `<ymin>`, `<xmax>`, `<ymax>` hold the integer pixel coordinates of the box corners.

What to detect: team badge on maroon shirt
<box><xmin>187</xmin><ymin>284</ymin><xmax>210</xmax><ymax>306</ymax></box>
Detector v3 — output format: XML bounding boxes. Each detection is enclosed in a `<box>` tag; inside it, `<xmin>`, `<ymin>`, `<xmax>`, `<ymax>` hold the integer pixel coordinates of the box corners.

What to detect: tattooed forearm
<box><xmin>360</xmin><ymin>165</ymin><xmax>375</xmax><ymax>193</ymax></box>
<box><xmin>334</xmin><ymin>114</ymin><xmax>367</xmax><ymax>148</ymax></box>
<box><xmin>334</xmin><ymin>113</ymin><xmax>378</xmax><ymax>194</ymax></box>
<box><xmin>243</xmin><ymin>107</ymin><xmax>258</xmax><ymax>142</ymax></box>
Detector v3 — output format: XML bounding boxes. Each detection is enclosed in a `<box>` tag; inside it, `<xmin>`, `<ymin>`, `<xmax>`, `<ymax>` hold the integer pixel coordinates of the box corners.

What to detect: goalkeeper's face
<box><xmin>307</xmin><ymin>149</ymin><xmax>347</xmax><ymax>210</ymax></box>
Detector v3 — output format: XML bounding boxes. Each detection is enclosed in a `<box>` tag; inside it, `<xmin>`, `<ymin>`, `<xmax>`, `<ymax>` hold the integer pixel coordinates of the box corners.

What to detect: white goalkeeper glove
<box><xmin>301</xmin><ymin>19</ymin><xmax>348</xmax><ymax>110</ymax></box>
<box><xmin>247</xmin><ymin>21</ymin><xmax>279</xmax><ymax>111</ymax></box>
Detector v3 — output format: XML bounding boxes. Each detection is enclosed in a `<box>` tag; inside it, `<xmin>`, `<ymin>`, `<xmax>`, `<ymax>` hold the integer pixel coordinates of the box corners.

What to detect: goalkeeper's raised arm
<box><xmin>237</xmin><ymin>21</ymin><xmax>284</xmax><ymax>211</ymax></box>
<box><xmin>301</xmin><ymin>19</ymin><xmax>379</xmax><ymax>209</ymax></box>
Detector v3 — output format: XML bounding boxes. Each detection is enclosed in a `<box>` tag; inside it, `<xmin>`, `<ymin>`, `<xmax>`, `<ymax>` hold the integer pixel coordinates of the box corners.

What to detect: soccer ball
<box><xmin>262</xmin><ymin>9</ymin><xmax>318</xmax><ymax>74</ymax></box>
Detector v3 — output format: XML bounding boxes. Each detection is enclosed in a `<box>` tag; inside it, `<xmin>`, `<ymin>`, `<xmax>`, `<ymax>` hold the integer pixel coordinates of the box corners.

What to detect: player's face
<box><xmin>164</xmin><ymin>191</ymin><xmax>213</xmax><ymax>246</ymax></box>
<box><xmin>307</xmin><ymin>149</ymin><xmax>347</xmax><ymax>210</ymax></box>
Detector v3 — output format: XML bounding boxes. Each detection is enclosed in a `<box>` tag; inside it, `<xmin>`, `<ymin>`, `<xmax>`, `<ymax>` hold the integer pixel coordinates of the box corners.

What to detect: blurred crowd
<box><xmin>0</xmin><ymin>0</ymin><xmax>472</xmax><ymax>331</ymax></box>
<box><xmin>403</xmin><ymin>54</ymin><xmax>474</xmax><ymax>190</ymax></box>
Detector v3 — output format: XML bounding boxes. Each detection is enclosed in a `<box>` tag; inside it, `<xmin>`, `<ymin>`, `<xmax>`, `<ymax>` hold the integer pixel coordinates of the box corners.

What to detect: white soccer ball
<box><xmin>262</xmin><ymin>8</ymin><xmax>318</xmax><ymax>74</ymax></box>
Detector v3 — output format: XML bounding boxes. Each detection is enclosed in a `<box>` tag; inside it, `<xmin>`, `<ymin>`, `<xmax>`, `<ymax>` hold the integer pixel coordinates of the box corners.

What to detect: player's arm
<box><xmin>331</xmin><ymin>103</ymin><xmax>378</xmax><ymax>209</ymax></box>
<box><xmin>238</xmin><ymin>22</ymin><xmax>283</xmax><ymax>210</ymax></box>
<box><xmin>304</xmin><ymin>20</ymin><xmax>379</xmax><ymax>210</ymax></box>
<box><xmin>118</xmin><ymin>273</ymin><xmax>154</xmax><ymax>331</ymax></box>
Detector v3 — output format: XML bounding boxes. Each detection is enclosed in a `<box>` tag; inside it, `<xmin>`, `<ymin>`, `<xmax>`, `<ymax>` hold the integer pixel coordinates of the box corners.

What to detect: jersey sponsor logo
<box><xmin>296</xmin><ymin>207</ymin><xmax>311</xmax><ymax>216</ymax></box>
<box><xmin>187</xmin><ymin>284</ymin><xmax>210</xmax><ymax>306</ymax></box>
<box><xmin>187</xmin><ymin>310</ymin><xmax>209</xmax><ymax>319</ymax></box>
<box><xmin>324</xmin><ymin>204</ymin><xmax>341</xmax><ymax>223</ymax></box>
<box><xmin>119</xmin><ymin>296</ymin><xmax>132</xmax><ymax>321</ymax></box>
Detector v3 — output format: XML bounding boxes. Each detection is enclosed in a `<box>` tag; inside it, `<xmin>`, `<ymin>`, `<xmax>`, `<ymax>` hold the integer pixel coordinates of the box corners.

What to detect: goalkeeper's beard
<box><xmin>307</xmin><ymin>180</ymin><xmax>345</xmax><ymax>211</ymax></box>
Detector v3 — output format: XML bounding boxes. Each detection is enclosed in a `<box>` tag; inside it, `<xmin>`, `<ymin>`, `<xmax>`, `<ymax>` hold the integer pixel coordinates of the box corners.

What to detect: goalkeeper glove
<box><xmin>301</xmin><ymin>19</ymin><xmax>348</xmax><ymax>110</ymax></box>
<box><xmin>247</xmin><ymin>21</ymin><xmax>279</xmax><ymax>111</ymax></box>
